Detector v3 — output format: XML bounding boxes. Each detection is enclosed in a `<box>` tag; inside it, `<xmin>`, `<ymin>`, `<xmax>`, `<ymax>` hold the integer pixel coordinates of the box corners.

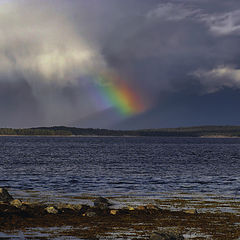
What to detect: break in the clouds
<box><xmin>0</xmin><ymin>0</ymin><xmax>240</xmax><ymax>128</ymax></box>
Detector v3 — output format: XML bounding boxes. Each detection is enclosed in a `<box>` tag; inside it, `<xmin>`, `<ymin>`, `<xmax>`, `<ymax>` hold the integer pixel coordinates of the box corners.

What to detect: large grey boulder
<box><xmin>0</xmin><ymin>188</ymin><xmax>14</xmax><ymax>202</ymax></box>
<box><xmin>150</xmin><ymin>231</ymin><xmax>184</xmax><ymax>240</ymax></box>
<box><xmin>94</xmin><ymin>197</ymin><xmax>110</xmax><ymax>210</ymax></box>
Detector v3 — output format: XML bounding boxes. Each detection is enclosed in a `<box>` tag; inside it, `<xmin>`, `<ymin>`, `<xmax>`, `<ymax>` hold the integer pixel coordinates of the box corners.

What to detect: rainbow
<box><xmin>87</xmin><ymin>72</ymin><xmax>146</xmax><ymax>117</ymax></box>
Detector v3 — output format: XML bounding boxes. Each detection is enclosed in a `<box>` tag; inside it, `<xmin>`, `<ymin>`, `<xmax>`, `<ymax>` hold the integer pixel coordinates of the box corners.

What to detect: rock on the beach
<box><xmin>146</xmin><ymin>204</ymin><xmax>159</xmax><ymax>210</ymax></box>
<box><xmin>10</xmin><ymin>199</ymin><xmax>22</xmax><ymax>208</ymax></box>
<box><xmin>150</xmin><ymin>232</ymin><xmax>184</xmax><ymax>240</ymax></box>
<box><xmin>73</xmin><ymin>204</ymin><xmax>82</xmax><ymax>211</ymax></box>
<box><xmin>0</xmin><ymin>188</ymin><xmax>13</xmax><ymax>202</ymax></box>
<box><xmin>83</xmin><ymin>210</ymin><xmax>97</xmax><ymax>217</ymax></box>
<box><xmin>45</xmin><ymin>206</ymin><xmax>58</xmax><ymax>214</ymax></box>
<box><xmin>184</xmin><ymin>209</ymin><xmax>197</xmax><ymax>214</ymax></box>
<box><xmin>128</xmin><ymin>206</ymin><xmax>135</xmax><ymax>211</ymax></box>
<box><xmin>110</xmin><ymin>209</ymin><xmax>118</xmax><ymax>215</ymax></box>
<box><xmin>57</xmin><ymin>203</ymin><xmax>82</xmax><ymax>211</ymax></box>
<box><xmin>137</xmin><ymin>205</ymin><xmax>146</xmax><ymax>211</ymax></box>
<box><xmin>94</xmin><ymin>197</ymin><xmax>110</xmax><ymax>210</ymax></box>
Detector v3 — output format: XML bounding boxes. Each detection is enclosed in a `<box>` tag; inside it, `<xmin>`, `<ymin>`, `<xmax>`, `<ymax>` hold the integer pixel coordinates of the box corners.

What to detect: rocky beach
<box><xmin>0</xmin><ymin>188</ymin><xmax>240</xmax><ymax>239</ymax></box>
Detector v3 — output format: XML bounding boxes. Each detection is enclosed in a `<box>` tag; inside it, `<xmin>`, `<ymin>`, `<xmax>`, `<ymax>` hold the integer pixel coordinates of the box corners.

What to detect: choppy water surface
<box><xmin>0</xmin><ymin>136</ymin><xmax>240</xmax><ymax>200</ymax></box>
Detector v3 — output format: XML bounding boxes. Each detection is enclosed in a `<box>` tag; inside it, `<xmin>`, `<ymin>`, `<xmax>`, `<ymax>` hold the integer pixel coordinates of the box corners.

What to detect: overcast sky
<box><xmin>0</xmin><ymin>0</ymin><xmax>240</xmax><ymax>129</ymax></box>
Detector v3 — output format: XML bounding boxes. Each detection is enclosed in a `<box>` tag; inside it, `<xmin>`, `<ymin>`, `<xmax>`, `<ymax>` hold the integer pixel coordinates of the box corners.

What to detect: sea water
<box><xmin>0</xmin><ymin>136</ymin><xmax>240</xmax><ymax>199</ymax></box>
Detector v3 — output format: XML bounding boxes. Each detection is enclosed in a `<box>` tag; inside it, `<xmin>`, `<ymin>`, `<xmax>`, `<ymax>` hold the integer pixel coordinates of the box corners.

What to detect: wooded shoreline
<box><xmin>1</xmin><ymin>125</ymin><xmax>240</xmax><ymax>137</ymax></box>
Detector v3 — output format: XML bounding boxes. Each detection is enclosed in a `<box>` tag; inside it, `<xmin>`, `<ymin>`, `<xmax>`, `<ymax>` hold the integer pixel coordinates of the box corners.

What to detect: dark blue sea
<box><xmin>0</xmin><ymin>136</ymin><xmax>240</xmax><ymax>199</ymax></box>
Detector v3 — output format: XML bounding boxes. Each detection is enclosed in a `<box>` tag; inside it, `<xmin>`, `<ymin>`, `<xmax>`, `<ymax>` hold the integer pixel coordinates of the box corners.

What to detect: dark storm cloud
<box><xmin>100</xmin><ymin>0</ymin><xmax>240</xmax><ymax>95</ymax></box>
<box><xmin>0</xmin><ymin>79</ymin><xmax>42</xmax><ymax>127</ymax></box>
<box><xmin>0</xmin><ymin>0</ymin><xmax>240</xmax><ymax>128</ymax></box>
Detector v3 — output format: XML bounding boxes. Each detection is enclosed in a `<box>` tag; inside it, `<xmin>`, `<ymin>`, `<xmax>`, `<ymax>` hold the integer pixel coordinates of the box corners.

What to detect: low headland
<box><xmin>1</xmin><ymin>125</ymin><xmax>240</xmax><ymax>137</ymax></box>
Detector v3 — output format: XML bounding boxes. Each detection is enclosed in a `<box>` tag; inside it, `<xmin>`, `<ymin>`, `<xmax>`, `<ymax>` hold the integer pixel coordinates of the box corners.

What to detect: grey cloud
<box><xmin>193</xmin><ymin>66</ymin><xmax>240</xmax><ymax>92</ymax></box>
<box><xmin>0</xmin><ymin>0</ymin><xmax>108</xmax><ymax>127</ymax></box>
<box><xmin>102</xmin><ymin>0</ymin><xmax>240</xmax><ymax>90</ymax></box>
<box><xmin>1</xmin><ymin>0</ymin><xmax>240</xmax><ymax>128</ymax></box>
<box><xmin>146</xmin><ymin>1</ymin><xmax>240</xmax><ymax>36</ymax></box>
<box><xmin>147</xmin><ymin>2</ymin><xmax>200</xmax><ymax>21</ymax></box>
<box><xmin>0</xmin><ymin>79</ymin><xmax>43</xmax><ymax>128</ymax></box>
<box><xmin>200</xmin><ymin>10</ymin><xmax>240</xmax><ymax>35</ymax></box>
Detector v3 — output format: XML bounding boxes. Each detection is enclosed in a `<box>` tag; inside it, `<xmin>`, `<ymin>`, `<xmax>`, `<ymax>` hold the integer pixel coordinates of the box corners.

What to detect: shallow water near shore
<box><xmin>1</xmin><ymin>136</ymin><xmax>240</xmax><ymax>239</ymax></box>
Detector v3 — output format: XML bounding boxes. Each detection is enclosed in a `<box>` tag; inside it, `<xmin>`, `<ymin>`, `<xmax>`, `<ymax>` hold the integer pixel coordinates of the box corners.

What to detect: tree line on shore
<box><xmin>1</xmin><ymin>125</ymin><xmax>240</xmax><ymax>137</ymax></box>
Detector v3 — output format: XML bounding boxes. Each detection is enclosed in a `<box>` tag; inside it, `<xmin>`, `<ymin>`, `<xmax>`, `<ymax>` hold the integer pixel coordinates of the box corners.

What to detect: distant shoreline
<box><xmin>0</xmin><ymin>134</ymin><xmax>240</xmax><ymax>138</ymax></box>
<box><xmin>0</xmin><ymin>134</ymin><xmax>137</xmax><ymax>137</ymax></box>
<box><xmin>200</xmin><ymin>135</ymin><xmax>239</xmax><ymax>138</ymax></box>
<box><xmin>1</xmin><ymin>125</ymin><xmax>240</xmax><ymax>137</ymax></box>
